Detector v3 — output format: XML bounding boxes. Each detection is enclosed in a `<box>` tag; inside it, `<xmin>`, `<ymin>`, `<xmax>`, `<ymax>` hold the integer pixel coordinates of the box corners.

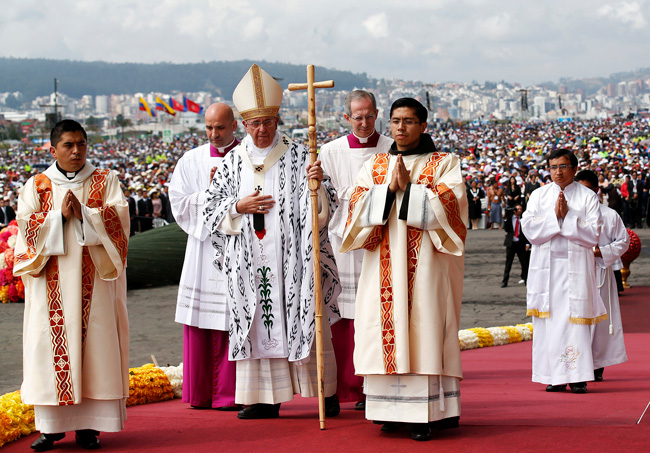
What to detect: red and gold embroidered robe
<box><xmin>341</xmin><ymin>151</ymin><xmax>466</xmax><ymax>378</ymax></box>
<box><xmin>14</xmin><ymin>164</ymin><xmax>130</xmax><ymax>406</ymax></box>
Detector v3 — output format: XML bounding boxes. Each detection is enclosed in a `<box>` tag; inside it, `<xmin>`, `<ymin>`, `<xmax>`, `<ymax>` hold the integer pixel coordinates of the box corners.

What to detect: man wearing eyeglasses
<box><xmin>203</xmin><ymin>65</ymin><xmax>341</xmax><ymax>420</ymax></box>
<box><xmin>341</xmin><ymin>98</ymin><xmax>467</xmax><ymax>441</ymax></box>
<box><xmin>521</xmin><ymin>149</ymin><xmax>605</xmax><ymax>395</ymax></box>
<box><xmin>319</xmin><ymin>90</ymin><xmax>393</xmax><ymax>412</ymax></box>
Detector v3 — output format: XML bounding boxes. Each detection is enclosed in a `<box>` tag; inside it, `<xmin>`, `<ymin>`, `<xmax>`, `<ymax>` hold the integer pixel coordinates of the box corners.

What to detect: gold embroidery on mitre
<box><xmin>252</xmin><ymin>64</ymin><xmax>266</xmax><ymax>111</ymax></box>
<box><xmin>234</xmin><ymin>64</ymin><xmax>282</xmax><ymax>120</ymax></box>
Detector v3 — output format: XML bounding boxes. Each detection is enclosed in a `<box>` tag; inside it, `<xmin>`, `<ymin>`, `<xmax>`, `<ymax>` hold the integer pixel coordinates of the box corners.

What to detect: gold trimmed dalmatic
<box><xmin>14</xmin><ymin>163</ymin><xmax>130</xmax><ymax>408</ymax></box>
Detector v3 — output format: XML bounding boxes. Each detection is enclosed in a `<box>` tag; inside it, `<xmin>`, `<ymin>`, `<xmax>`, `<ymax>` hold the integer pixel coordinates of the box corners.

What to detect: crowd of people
<box><xmin>2</xmin><ymin>116</ymin><xmax>649</xmax><ymax>232</ymax></box>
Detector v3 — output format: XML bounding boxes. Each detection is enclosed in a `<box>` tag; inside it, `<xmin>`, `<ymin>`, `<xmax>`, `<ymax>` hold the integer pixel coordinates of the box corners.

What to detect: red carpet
<box><xmin>6</xmin><ymin>288</ymin><xmax>650</xmax><ymax>452</ymax></box>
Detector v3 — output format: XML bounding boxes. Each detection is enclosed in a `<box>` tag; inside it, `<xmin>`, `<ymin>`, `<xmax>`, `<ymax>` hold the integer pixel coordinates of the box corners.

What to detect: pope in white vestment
<box><xmin>15</xmin><ymin>145</ymin><xmax>129</xmax><ymax>438</ymax></box>
<box><xmin>202</xmin><ymin>65</ymin><xmax>341</xmax><ymax>418</ymax></box>
<box><xmin>522</xmin><ymin>152</ymin><xmax>605</xmax><ymax>392</ymax></box>
<box><xmin>341</xmin><ymin>98</ymin><xmax>466</xmax><ymax>440</ymax></box>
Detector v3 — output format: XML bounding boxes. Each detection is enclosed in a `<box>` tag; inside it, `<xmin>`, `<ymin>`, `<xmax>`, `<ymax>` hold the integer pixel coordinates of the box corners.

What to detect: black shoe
<box><xmin>501</xmin><ymin>282</ymin><xmax>508</xmax><ymax>288</ymax></box>
<box><xmin>569</xmin><ymin>382</ymin><xmax>587</xmax><ymax>394</ymax></box>
<box><xmin>355</xmin><ymin>400</ymin><xmax>366</xmax><ymax>411</ymax></box>
<box><xmin>410</xmin><ymin>423</ymin><xmax>432</xmax><ymax>441</ymax></box>
<box><xmin>214</xmin><ymin>404</ymin><xmax>243</xmax><ymax>411</ymax></box>
<box><xmin>594</xmin><ymin>368</ymin><xmax>604</xmax><ymax>382</ymax></box>
<box><xmin>380</xmin><ymin>421</ymin><xmax>400</xmax><ymax>433</ymax></box>
<box><xmin>237</xmin><ymin>403</ymin><xmax>281</xmax><ymax>419</ymax></box>
<box><xmin>325</xmin><ymin>395</ymin><xmax>340</xmax><ymax>417</ymax></box>
<box><xmin>31</xmin><ymin>433</ymin><xmax>65</xmax><ymax>451</ymax></box>
<box><xmin>430</xmin><ymin>416</ymin><xmax>460</xmax><ymax>430</ymax></box>
<box><xmin>545</xmin><ymin>384</ymin><xmax>567</xmax><ymax>392</ymax></box>
<box><xmin>75</xmin><ymin>430</ymin><xmax>100</xmax><ymax>450</ymax></box>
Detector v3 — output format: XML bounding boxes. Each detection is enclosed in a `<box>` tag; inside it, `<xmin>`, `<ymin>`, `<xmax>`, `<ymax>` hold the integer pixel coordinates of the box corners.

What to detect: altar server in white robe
<box><xmin>14</xmin><ymin>120</ymin><xmax>129</xmax><ymax>451</ymax></box>
<box><xmin>521</xmin><ymin>149</ymin><xmax>605</xmax><ymax>394</ymax></box>
<box><xmin>320</xmin><ymin>90</ymin><xmax>393</xmax><ymax>409</ymax></box>
<box><xmin>170</xmin><ymin>103</ymin><xmax>240</xmax><ymax>410</ymax></box>
<box><xmin>203</xmin><ymin>64</ymin><xmax>341</xmax><ymax>420</ymax></box>
<box><xmin>574</xmin><ymin>170</ymin><xmax>629</xmax><ymax>382</ymax></box>
<box><xmin>341</xmin><ymin>98</ymin><xmax>467</xmax><ymax>442</ymax></box>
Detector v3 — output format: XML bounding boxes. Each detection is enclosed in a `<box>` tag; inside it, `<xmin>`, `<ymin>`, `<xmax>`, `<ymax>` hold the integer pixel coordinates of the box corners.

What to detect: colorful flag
<box><xmin>155</xmin><ymin>96</ymin><xmax>176</xmax><ymax>116</ymax></box>
<box><xmin>170</xmin><ymin>97</ymin><xmax>186</xmax><ymax>112</ymax></box>
<box><xmin>139</xmin><ymin>97</ymin><xmax>155</xmax><ymax>117</ymax></box>
<box><xmin>183</xmin><ymin>96</ymin><xmax>203</xmax><ymax>114</ymax></box>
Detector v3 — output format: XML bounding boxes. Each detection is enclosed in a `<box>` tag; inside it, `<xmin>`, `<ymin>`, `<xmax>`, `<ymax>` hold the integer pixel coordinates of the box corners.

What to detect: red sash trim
<box><xmin>416</xmin><ymin>153</ymin><xmax>446</xmax><ymax>189</ymax></box>
<box><xmin>406</xmin><ymin>226</ymin><xmax>423</xmax><ymax>314</ymax></box>
<box><xmin>46</xmin><ymin>256</ymin><xmax>75</xmax><ymax>406</ymax></box>
<box><xmin>379</xmin><ymin>230</ymin><xmax>397</xmax><ymax>374</ymax></box>
<box><xmin>435</xmin><ymin>183</ymin><xmax>467</xmax><ymax>244</ymax></box>
<box><xmin>99</xmin><ymin>205</ymin><xmax>128</xmax><ymax>267</ymax></box>
<box><xmin>81</xmin><ymin>248</ymin><xmax>95</xmax><ymax>360</ymax></box>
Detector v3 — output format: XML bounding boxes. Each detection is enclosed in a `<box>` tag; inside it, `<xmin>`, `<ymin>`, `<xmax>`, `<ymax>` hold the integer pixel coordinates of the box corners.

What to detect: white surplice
<box><xmin>592</xmin><ymin>204</ymin><xmax>629</xmax><ymax>369</ymax></box>
<box><xmin>170</xmin><ymin>142</ymin><xmax>232</xmax><ymax>331</ymax></box>
<box><xmin>341</xmin><ymin>138</ymin><xmax>467</xmax><ymax>423</ymax></box>
<box><xmin>14</xmin><ymin>164</ymin><xmax>130</xmax><ymax>432</ymax></box>
<box><xmin>521</xmin><ymin>181</ymin><xmax>605</xmax><ymax>385</ymax></box>
<box><xmin>320</xmin><ymin>131</ymin><xmax>393</xmax><ymax>319</ymax></box>
<box><xmin>203</xmin><ymin>133</ymin><xmax>340</xmax><ymax>403</ymax></box>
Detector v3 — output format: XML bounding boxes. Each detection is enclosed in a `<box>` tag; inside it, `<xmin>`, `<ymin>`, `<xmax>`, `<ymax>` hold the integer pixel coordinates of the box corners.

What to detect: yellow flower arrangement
<box><xmin>126</xmin><ymin>364</ymin><xmax>174</xmax><ymax>406</ymax></box>
<box><xmin>0</xmin><ymin>391</ymin><xmax>35</xmax><ymax>447</ymax></box>
<box><xmin>468</xmin><ymin>327</ymin><xmax>494</xmax><ymax>348</ymax></box>
<box><xmin>459</xmin><ymin>323</ymin><xmax>534</xmax><ymax>351</ymax></box>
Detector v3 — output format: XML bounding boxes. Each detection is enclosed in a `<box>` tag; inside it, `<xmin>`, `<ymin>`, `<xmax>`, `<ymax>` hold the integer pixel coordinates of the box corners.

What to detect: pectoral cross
<box><xmin>288</xmin><ymin>66</ymin><xmax>334</xmax><ymax>430</ymax></box>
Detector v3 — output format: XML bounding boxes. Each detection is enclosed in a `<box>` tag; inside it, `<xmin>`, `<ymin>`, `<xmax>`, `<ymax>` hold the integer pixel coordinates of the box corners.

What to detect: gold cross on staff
<box><xmin>288</xmin><ymin>65</ymin><xmax>334</xmax><ymax>191</ymax></box>
<box><xmin>287</xmin><ymin>65</ymin><xmax>334</xmax><ymax>431</ymax></box>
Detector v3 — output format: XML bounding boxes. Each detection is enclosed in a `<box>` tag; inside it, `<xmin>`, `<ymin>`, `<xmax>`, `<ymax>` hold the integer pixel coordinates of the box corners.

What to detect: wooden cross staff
<box><xmin>288</xmin><ymin>65</ymin><xmax>334</xmax><ymax>430</ymax></box>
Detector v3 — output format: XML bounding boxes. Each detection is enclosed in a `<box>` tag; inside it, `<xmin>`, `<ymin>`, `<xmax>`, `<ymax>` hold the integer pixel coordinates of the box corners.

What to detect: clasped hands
<box><xmin>61</xmin><ymin>190</ymin><xmax>83</xmax><ymax>221</ymax></box>
<box><xmin>555</xmin><ymin>191</ymin><xmax>568</xmax><ymax>219</ymax></box>
<box><xmin>388</xmin><ymin>155</ymin><xmax>411</xmax><ymax>193</ymax></box>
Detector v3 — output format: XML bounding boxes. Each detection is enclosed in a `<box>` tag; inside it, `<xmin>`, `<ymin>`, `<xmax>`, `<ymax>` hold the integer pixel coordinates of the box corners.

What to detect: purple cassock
<box><xmin>182</xmin><ymin>326</ymin><xmax>237</xmax><ymax>408</ymax></box>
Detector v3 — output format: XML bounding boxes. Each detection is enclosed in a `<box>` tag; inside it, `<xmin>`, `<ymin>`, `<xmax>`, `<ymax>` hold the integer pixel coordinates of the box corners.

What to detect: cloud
<box><xmin>363</xmin><ymin>13</ymin><xmax>389</xmax><ymax>38</ymax></box>
<box><xmin>476</xmin><ymin>13</ymin><xmax>513</xmax><ymax>40</ymax></box>
<box><xmin>597</xmin><ymin>2</ymin><xmax>647</xmax><ymax>29</ymax></box>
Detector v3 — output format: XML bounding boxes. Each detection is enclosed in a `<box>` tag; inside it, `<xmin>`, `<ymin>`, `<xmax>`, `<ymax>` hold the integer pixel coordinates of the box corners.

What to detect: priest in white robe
<box><xmin>170</xmin><ymin>103</ymin><xmax>240</xmax><ymax>410</ymax></box>
<box><xmin>14</xmin><ymin>120</ymin><xmax>129</xmax><ymax>451</ymax></box>
<box><xmin>574</xmin><ymin>170</ymin><xmax>629</xmax><ymax>381</ymax></box>
<box><xmin>203</xmin><ymin>64</ymin><xmax>341</xmax><ymax>420</ymax></box>
<box><xmin>521</xmin><ymin>149</ymin><xmax>605</xmax><ymax>394</ymax></box>
<box><xmin>341</xmin><ymin>98</ymin><xmax>466</xmax><ymax>441</ymax></box>
<box><xmin>320</xmin><ymin>90</ymin><xmax>393</xmax><ymax>410</ymax></box>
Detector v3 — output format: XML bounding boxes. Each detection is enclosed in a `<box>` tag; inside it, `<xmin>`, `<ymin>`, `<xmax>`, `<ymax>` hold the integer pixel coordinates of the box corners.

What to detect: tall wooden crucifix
<box><xmin>288</xmin><ymin>65</ymin><xmax>334</xmax><ymax>430</ymax></box>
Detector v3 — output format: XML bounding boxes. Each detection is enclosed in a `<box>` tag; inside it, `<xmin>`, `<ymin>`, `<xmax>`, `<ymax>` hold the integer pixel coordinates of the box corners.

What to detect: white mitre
<box><xmin>232</xmin><ymin>64</ymin><xmax>283</xmax><ymax>120</ymax></box>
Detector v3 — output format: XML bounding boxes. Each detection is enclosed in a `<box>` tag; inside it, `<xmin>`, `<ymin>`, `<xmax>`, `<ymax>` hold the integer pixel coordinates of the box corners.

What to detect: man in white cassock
<box><xmin>203</xmin><ymin>64</ymin><xmax>341</xmax><ymax>420</ymax></box>
<box><xmin>574</xmin><ymin>170</ymin><xmax>629</xmax><ymax>382</ymax></box>
<box><xmin>319</xmin><ymin>90</ymin><xmax>393</xmax><ymax>410</ymax></box>
<box><xmin>14</xmin><ymin>120</ymin><xmax>129</xmax><ymax>451</ymax></box>
<box><xmin>169</xmin><ymin>103</ymin><xmax>240</xmax><ymax>410</ymax></box>
<box><xmin>341</xmin><ymin>98</ymin><xmax>466</xmax><ymax>441</ymax></box>
<box><xmin>521</xmin><ymin>149</ymin><xmax>605</xmax><ymax>395</ymax></box>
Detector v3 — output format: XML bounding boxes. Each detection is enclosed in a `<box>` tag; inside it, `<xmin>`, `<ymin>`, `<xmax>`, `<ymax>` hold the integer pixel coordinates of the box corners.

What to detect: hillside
<box><xmin>0</xmin><ymin>58</ymin><xmax>372</xmax><ymax>101</ymax></box>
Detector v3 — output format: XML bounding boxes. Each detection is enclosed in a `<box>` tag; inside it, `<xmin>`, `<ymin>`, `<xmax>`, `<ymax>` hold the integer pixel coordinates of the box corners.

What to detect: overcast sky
<box><xmin>2</xmin><ymin>0</ymin><xmax>650</xmax><ymax>85</ymax></box>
